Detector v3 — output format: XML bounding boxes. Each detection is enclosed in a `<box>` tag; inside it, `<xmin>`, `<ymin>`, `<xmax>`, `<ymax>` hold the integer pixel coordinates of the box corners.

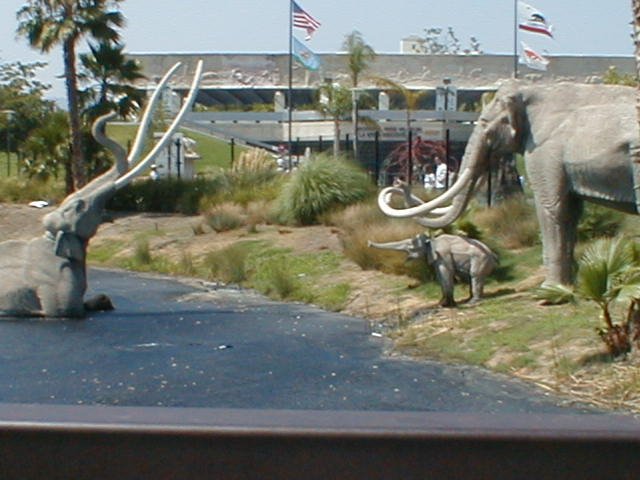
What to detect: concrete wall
<box><xmin>129</xmin><ymin>52</ymin><xmax>635</xmax><ymax>91</ymax></box>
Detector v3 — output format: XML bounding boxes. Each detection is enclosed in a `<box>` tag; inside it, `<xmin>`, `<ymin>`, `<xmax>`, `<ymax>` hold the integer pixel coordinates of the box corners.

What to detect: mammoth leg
<box><xmin>469</xmin><ymin>276</ymin><xmax>484</xmax><ymax>303</ymax></box>
<box><xmin>526</xmin><ymin>148</ymin><xmax>582</xmax><ymax>286</ymax></box>
<box><xmin>468</xmin><ymin>258</ymin><xmax>488</xmax><ymax>302</ymax></box>
<box><xmin>434</xmin><ymin>262</ymin><xmax>456</xmax><ymax>308</ymax></box>
<box><xmin>534</xmin><ymin>194</ymin><xmax>582</xmax><ymax>285</ymax></box>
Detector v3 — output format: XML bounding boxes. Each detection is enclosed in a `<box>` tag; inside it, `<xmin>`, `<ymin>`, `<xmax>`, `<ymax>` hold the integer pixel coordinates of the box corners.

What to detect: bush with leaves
<box><xmin>276</xmin><ymin>155</ymin><xmax>375</xmax><ymax>225</ymax></box>
<box><xmin>108</xmin><ymin>177</ymin><xmax>223</xmax><ymax>214</ymax></box>
<box><xmin>578</xmin><ymin>202</ymin><xmax>625</xmax><ymax>241</ymax></box>
<box><xmin>536</xmin><ymin>237</ymin><xmax>640</xmax><ymax>357</ymax></box>
<box><xmin>0</xmin><ymin>176</ymin><xmax>65</xmax><ymax>203</ymax></box>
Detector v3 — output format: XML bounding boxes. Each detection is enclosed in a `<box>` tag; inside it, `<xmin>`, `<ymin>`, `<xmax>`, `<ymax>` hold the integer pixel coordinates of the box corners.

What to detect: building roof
<box><xmin>127</xmin><ymin>52</ymin><xmax>635</xmax><ymax>107</ymax></box>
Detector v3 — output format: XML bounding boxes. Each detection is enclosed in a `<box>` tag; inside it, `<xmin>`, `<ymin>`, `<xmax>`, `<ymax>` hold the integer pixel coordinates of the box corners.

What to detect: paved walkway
<box><xmin>0</xmin><ymin>269</ymin><xmax>599</xmax><ymax>413</ymax></box>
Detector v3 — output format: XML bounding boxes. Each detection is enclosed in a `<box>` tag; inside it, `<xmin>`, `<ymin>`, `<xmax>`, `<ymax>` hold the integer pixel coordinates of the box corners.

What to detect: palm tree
<box><xmin>316</xmin><ymin>82</ymin><xmax>352</xmax><ymax>158</ymax></box>
<box><xmin>537</xmin><ymin>237</ymin><xmax>640</xmax><ymax>357</ymax></box>
<box><xmin>342</xmin><ymin>31</ymin><xmax>375</xmax><ymax>162</ymax></box>
<box><xmin>79</xmin><ymin>40</ymin><xmax>146</xmax><ymax>121</ymax></box>
<box><xmin>17</xmin><ymin>0</ymin><xmax>125</xmax><ymax>191</ymax></box>
<box><xmin>633</xmin><ymin>1</ymin><xmax>640</xmax><ymax>168</ymax></box>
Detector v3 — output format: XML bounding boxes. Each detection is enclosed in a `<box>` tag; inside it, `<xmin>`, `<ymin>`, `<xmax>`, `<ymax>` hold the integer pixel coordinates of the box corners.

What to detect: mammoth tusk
<box><xmin>91</xmin><ymin>112</ymin><xmax>127</xmax><ymax>176</ymax></box>
<box><xmin>70</xmin><ymin>63</ymin><xmax>187</xmax><ymax>199</ymax></box>
<box><xmin>70</xmin><ymin>112</ymin><xmax>127</xmax><ymax>199</ymax></box>
<box><xmin>413</xmin><ymin>177</ymin><xmax>480</xmax><ymax>228</ymax></box>
<box><xmin>378</xmin><ymin>168</ymin><xmax>472</xmax><ymax>218</ymax></box>
<box><xmin>126</xmin><ymin>62</ymin><xmax>183</xmax><ymax>168</ymax></box>
<box><xmin>381</xmin><ymin>187</ymin><xmax>452</xmax><ymax>217</ymax></box>
<box><xmin>115</xmin><ymin>60</ymin><xmax>204</xmax><ymax>189</ymax></box>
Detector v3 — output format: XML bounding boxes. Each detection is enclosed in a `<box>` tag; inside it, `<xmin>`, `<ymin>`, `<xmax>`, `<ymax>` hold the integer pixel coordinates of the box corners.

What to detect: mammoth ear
<box><xmin>504</xmin><ymin>93</ymin><xmax>525</xmax><ymax>149</ymax></box>
<box><xmin>418</xmin><ymin>235</ymin><xmax>434</xmax><ymax>260</ymax></box>
<box><xmin>54</xmin><ymin>231</ymin><xmax>85</xmax><ymax>261</ymax></box>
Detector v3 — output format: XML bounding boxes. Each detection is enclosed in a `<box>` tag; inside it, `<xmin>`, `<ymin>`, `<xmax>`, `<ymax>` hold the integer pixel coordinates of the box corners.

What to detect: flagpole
<box><xmin>288</xmin><ymin>0</ymin><xmax>294</xmax><ymax>171</ymax></box>
<box><xmin>514</xmin><ymin>0</ymin><xmax>519</xmax><ymax>78</ymax></box>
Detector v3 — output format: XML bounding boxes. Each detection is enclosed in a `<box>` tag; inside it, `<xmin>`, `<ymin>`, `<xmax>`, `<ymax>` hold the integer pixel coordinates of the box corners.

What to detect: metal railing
<box><xmin>1</xmin><ymin>403</ymin><xmax>639</xmax><ymax>479</ymax></box>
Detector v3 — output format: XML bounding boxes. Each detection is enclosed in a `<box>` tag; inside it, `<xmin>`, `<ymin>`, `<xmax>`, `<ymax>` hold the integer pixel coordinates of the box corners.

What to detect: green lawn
<box><xmin>106</xmin><ymin>124</ymin><xmax>244</xmax><ymax>174</ymax></box>
<box><xmin>0</xmin><ymin>152</ymin><xmax>19</xmax><ymax>178</ymax></box>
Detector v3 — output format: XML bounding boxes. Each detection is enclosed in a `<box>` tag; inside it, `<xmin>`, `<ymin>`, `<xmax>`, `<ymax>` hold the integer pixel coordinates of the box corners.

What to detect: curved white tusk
<box><xmin>115</xmin><ymin>60</ymin><xmax>204</xmax><ymax>189</ymax></box>
<box><xmin>413</xmin><ymin>176</ymin><xmax>481</xmax><ymax>228</ymax></box>
<box><xmin>422</xmin><ymin>205</ymin><xmax>452</xmax><ymax>216</ymax></box>
<box><xmin>91</xmin><ymin>112</ymin><xmax>127</xmax><ymax>175</ymax></box>
<box><xmin>126</xmin><ymin>62</ymin><xmax>183</xmax><ymax>168</ymax></box>
<box><xmin>381</xmin><ymin>186</ymin><xmax>452</xmax><ymax>216</ymax></box>
<box><xmin>414</xmin><ymin>194</ymin><xmax>472</xmax><ymax>228</ymax></box>
<box><xmin>377</xmin><ymin>168</ymin><xmax>472</xmax><ymax>218</ymax></box>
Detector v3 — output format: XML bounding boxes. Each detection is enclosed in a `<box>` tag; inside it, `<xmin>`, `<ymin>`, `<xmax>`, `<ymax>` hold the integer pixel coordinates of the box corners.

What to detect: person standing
<box><xmin>434</xmin><ymin>156</ymin><xmax>448</xmax><ymax>190</ymax></box>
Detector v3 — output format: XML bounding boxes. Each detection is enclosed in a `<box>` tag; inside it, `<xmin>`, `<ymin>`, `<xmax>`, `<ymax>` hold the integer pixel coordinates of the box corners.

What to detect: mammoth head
<box><xmin>42</xmin><ymin>60</ymin><xmax>204</xmax><ymax>260</ymax></box>
<box><xmin>376</xmin><ymin>82</ymin><xmax>528</xmax><ymax>230</ymax></box>
<box><xmin>478</xmin><ymin>87</ymin><xmax>526</xmax><ymax>157</ymax></box>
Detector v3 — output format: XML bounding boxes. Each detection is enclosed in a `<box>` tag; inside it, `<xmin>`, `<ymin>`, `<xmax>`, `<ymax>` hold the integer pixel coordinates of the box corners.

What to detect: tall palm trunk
<box><xmin>63</xmin><ymin>37</ymin><xmax>86</xmax><ymax>190</ymax></box>
<box><xmin>351</xmin><ymin>91</ymin><xmax>358</xmax><ymax>161</ymax></box>
<box><xmin>634</xmin><ymin>0</ymin><xmax>640</xmax><ymax>167</ymax></box>
<box><xmin>333</xmin><ymin>118</ymin><xmax>341</xmax><ymax>158</ymax></box>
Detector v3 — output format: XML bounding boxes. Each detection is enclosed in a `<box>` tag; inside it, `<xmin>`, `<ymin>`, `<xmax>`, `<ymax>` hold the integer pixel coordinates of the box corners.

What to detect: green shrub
<box><xmin>256</xmin><ymin>260</ymin><xmax>299</xmax><ymax>299</ymax></box>
<box><xmin>578</xmin><ymin>203</ymin><xmax>625</xmax><ymax>241</ymax></box>
<box><xmin>108</xmin><ymin>177</ymin><xmax>223</xmax><ymax>214</ymax></box>
<box><xmin>176</xmin><ymin>252</ymin><xmax>198</xmax><ymax>277</ymax></box>
<box><xmin>133</xmin><ymin>239</ymin><xmax>152</xmax><ymax>265</ymax></box>
<box><xmin>0</xmin><ymin>177</ymin><xmax>65</xmax><ymax>204</ymax></box>
<box><xmin>203</xmin><ymin>243</ymin><xmax>251</xmax><ymax>284</ymax></box>
<box><xmin>276</xmin><ymin>155</ymin><xmax>375</xmax><ymax>225</ymax></box>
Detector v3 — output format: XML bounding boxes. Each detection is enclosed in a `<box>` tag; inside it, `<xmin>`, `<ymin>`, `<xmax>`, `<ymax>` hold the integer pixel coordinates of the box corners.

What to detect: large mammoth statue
<box><xmin>369</xmin><ymin>234</ymin><xmax>498</xmax><ymax>307</ymax></box>
<box><xmin>378</xmin><ymin>80</ymin><xmax>639</xmax><ymax>286</ymax></box>
<box><xmin>0</xmin><ymin>61</ymin><xmax>203</xmax><ymax>318</ymax></box>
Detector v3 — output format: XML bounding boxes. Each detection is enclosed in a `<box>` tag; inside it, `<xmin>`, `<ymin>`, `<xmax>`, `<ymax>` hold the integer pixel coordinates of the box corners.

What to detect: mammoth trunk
<box><xmin>368</xmin><ymin>238</ymin><xmax>414</xmax><ymax>252</ymax></box>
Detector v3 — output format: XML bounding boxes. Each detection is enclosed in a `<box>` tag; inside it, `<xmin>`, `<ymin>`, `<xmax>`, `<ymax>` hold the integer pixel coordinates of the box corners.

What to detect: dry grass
<box><xmin>231</xmin><ymin>147</ymin><xmax>277</xmax><ymax>173</ymax></box>
<box><xmin>473</xmin><ymin>196</ymin><xmax>540</xmax><ymax>249</ymax></box>
<box><xmin>202</xmin><ymin>202</ymin><xmax>246</xmax><ymax>232</ymax></box>
<box><xmin>330</xmin><ymin>202</ymin><xmax>427</xmax><ymax>278</ymax></box>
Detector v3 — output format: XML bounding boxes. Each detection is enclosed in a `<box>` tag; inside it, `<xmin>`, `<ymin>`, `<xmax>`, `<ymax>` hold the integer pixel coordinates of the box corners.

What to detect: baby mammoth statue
<box><xmin>368</xmin><ymin>233</ymin><xmax>498</xmax><ymax>307</ymax></box>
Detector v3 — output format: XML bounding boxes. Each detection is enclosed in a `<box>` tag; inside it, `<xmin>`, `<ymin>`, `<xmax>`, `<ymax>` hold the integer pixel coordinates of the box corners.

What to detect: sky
<box><xmin>0</xmin><ymin>0</ymin><xmax>634</xmax><ymax>101</ymax></box>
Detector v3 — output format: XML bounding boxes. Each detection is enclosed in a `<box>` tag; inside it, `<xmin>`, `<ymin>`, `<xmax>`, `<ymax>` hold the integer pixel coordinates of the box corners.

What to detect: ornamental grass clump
<box><xmin>277</xmin><ymin>155</ymin><xmax>375</xmax><ymax>225</ymax></box>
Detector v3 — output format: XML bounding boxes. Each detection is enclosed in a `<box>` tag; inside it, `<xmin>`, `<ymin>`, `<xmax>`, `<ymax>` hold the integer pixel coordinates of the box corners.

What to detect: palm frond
<box><xmin>534</xmin><ymin>283</ymin><xmax>576</xmax><ymax>305</ymax></box>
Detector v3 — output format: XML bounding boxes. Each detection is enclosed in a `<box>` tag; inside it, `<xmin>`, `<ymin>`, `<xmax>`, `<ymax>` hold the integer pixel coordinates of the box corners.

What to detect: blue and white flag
<box><xmin>293</xmin><ymin>36</ymin><xmax>321</xmax><ymax>71</ymax></box>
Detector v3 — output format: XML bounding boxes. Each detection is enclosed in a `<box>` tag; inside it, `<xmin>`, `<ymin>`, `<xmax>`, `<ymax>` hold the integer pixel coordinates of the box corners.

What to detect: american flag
<box><xmin>292</xmin><ymin>1</ymin><xmax>321</xmax><ymax>40</ymax></box>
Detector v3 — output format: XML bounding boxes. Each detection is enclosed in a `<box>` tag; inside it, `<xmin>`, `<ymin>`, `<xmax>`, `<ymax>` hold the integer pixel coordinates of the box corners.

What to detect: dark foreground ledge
<box><xmin>0</xmin><ymin>403</ymin><xmax>638</xmax><ymax>479</ymax></box>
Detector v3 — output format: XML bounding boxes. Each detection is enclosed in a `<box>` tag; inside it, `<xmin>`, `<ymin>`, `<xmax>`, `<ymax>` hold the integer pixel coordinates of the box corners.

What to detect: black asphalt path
<box><xmin>0</xmin><ymin>268</ymin><xmax>604</xmax><ymax>413</ymax></box>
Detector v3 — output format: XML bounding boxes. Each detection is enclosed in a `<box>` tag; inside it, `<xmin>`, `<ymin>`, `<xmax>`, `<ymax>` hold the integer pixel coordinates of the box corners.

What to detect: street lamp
<box><xmin>1</xmin><ymin>110</ymin><xmax>16</xmax><ymax>176</ymax></box>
